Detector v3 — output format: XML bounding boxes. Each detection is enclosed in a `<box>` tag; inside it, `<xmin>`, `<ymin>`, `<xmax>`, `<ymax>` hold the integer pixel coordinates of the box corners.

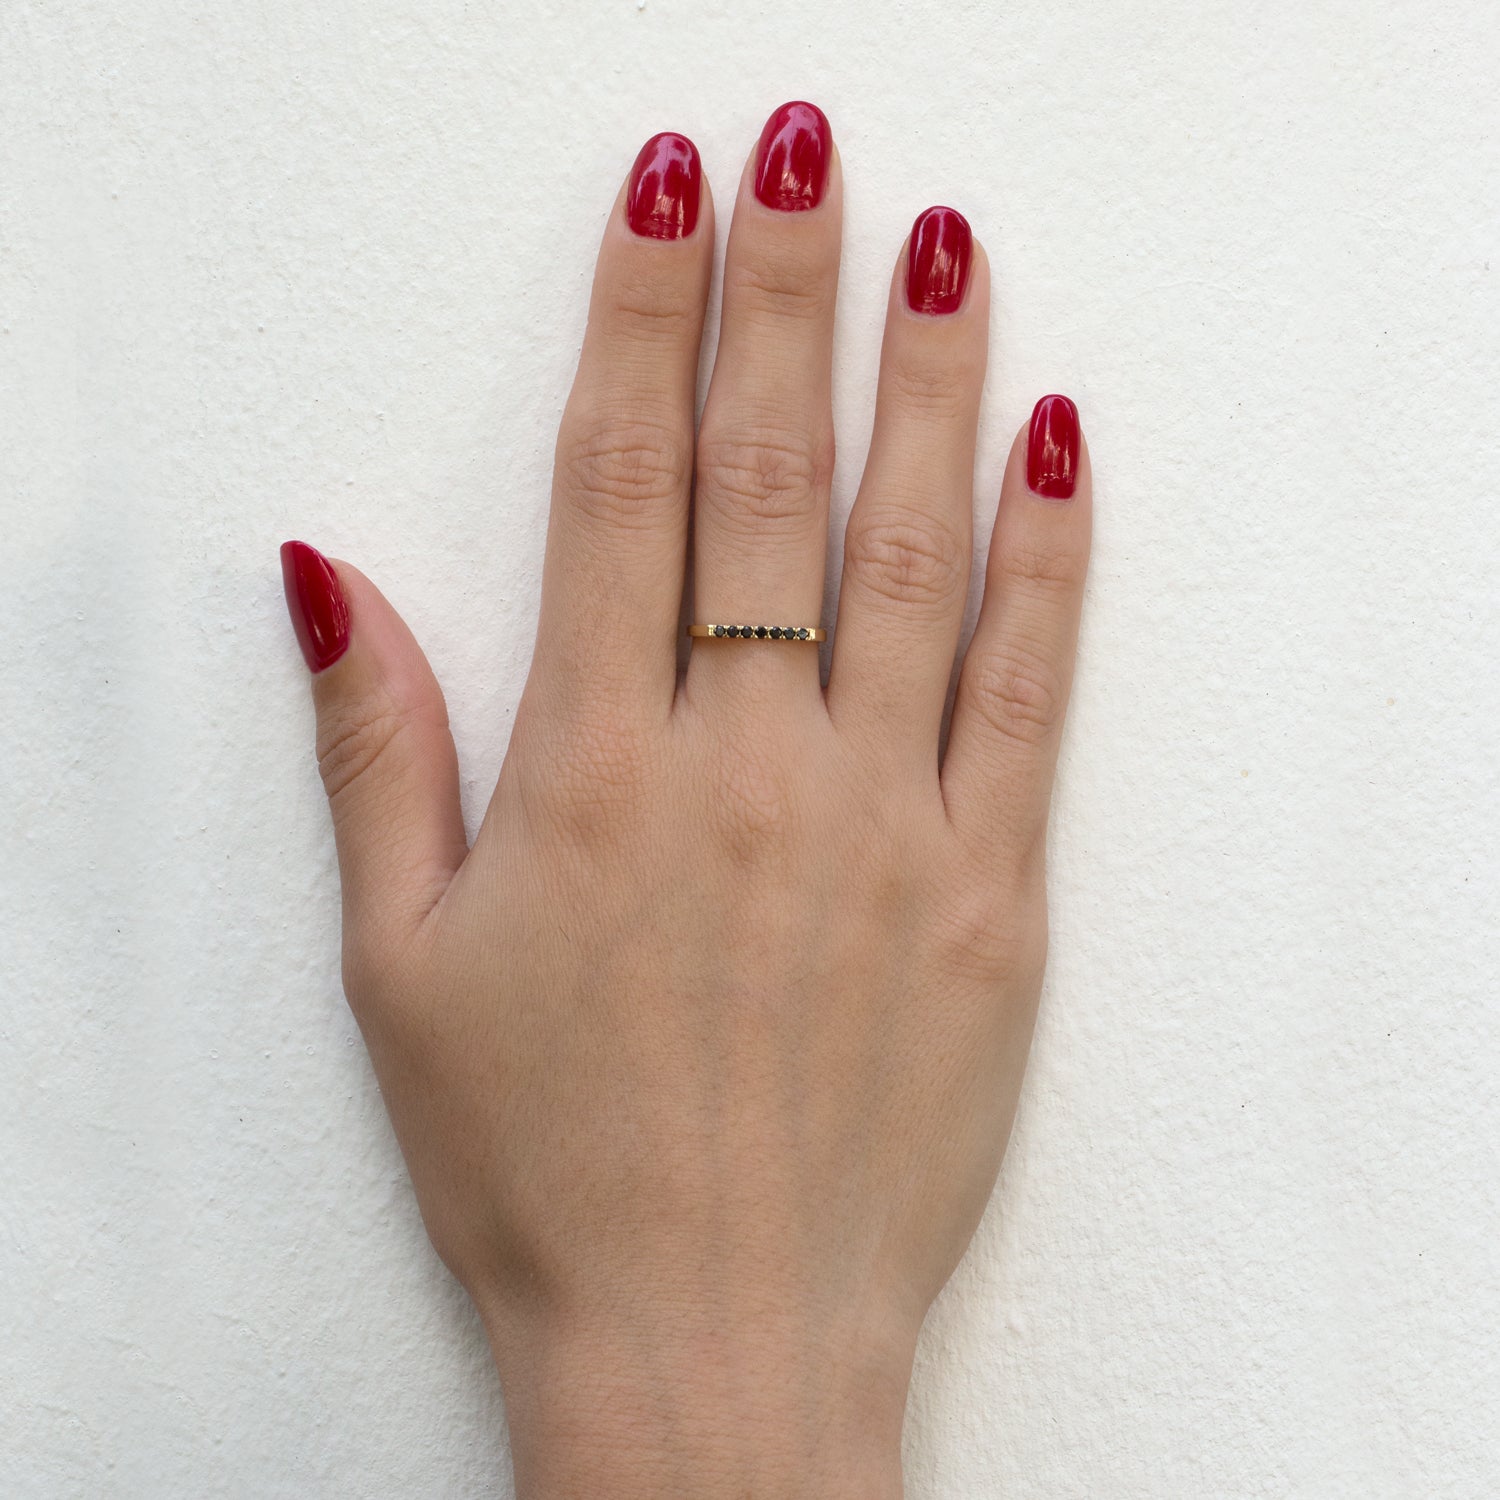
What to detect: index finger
<box><xmin>538</xmin><ymin>132</ymin><xmax>714</xmax><ymax>721</ymax></box>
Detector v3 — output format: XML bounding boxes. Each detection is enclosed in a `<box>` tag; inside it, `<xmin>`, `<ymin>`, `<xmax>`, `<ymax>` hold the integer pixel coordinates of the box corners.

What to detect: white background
<box><xmin>3</xmin><ymin>2</ymin><xmax>1497</xmax><ymax>1495</ymax></box>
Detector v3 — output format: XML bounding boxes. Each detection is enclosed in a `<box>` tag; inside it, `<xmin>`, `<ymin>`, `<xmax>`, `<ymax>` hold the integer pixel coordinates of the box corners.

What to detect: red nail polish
<box><xmin>1026</xmin><ymin>395</ymin><xmax>1081</xmax><ymax>500</ymax></box>
<box><xmin>753</xmin><ymin>100</ymin><xmax>831</xmax><ymax>212</ymax></box>
<box><xmin>626</xmin><ymin>132</ymin><xmax>702</xmax><ymax>240</ymax></box>
<box><xmin>280</xmin><ymin>540</ymin><xmax>350</xmax><ymax>673</ymax></box>
<box><xmin>905</xmin><ymin>205</ymin><xmax>972</xmax><ymax>316</ymax></box>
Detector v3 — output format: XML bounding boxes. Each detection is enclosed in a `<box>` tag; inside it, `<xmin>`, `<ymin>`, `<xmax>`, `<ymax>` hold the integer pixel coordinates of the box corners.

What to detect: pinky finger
<box><xmin>941</xmin><ymin>396</ymin><xmax>1092</xmax><ymax>866</ymax></box>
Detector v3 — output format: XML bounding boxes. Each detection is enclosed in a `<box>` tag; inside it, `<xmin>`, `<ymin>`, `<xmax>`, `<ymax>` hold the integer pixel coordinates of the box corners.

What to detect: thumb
<box><xmin>280</xmin><ymin>540</ymin><xmax>467</xmax><ymax>951</ymax></box>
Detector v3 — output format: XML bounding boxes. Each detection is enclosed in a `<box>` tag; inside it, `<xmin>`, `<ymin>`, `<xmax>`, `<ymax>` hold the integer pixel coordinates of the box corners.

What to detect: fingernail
<box><xmin>280</xmin><ymin>540</ymin><xmax>350</xmax><ymax>673</ymax></box>
<box><xmin>753</xmin><ymin>100</ymin><xmax>832</xmax><ymax>212</ymax></box>
<box><xmin>905</xmin><ymin>205</ymin><xmax>973</xmax><ymax>315</ymax></box>
<box><xmin>1026</xmin><ymin>395</ymin><xmax>1081</xmax><ymax>500</ymax></box>
<box><xmin>626</xmin><ymin>132</ymin><xmax>702</xmax><ymax>240</ymax></box>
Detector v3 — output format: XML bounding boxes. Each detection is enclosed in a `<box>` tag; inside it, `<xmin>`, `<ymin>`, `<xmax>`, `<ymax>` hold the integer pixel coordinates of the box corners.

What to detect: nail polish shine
<box><xmin>626</xmin><ymin>132</ymin><xmax>702</xmax><ymax>240</ymax></box>
<box><xmin>1026</xmin><ymin>395</ymin><xmax>1081</xmax><ymax>500</ymax></box>
<box><xmin>281</xmin><ymin>539</ymin><xmax>350</xmax><ymax>673</ymax></box>
<box><xmin>906</xmin><ymin>205</ymin><xmax>972</xmax><ymax>315</ymax></box>
<box><xmin>753</xmin><ymin>101</ymin><xmax>831</xmax><ymax>212</ymax></box>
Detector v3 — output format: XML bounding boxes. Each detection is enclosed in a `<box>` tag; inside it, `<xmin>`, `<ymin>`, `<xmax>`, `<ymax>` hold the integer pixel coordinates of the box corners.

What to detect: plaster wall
<box><xmin>2</xmin><ymin>2</ymin><xmax>1496</xmax><ymax>1494</ymax></box>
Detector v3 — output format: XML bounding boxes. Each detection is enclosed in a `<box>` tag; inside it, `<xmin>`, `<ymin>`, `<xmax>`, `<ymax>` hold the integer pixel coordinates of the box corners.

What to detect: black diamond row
<box><xmin>713</xmin><ymin>624</ymin><xmax>812</xmax><ymax>640</ymax></box>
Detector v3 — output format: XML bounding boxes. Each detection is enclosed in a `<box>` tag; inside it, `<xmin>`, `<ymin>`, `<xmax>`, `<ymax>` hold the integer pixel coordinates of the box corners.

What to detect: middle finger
<box><xmin>685</xmin><ymin>101</ymin><xmax>842</xmax><ymax>705</ymax></box>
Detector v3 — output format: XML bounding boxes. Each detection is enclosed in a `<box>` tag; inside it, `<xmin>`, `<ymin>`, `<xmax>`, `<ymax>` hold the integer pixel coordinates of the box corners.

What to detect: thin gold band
<box><xmin>688</xmin><ymin>623</ymin><xmax>826</xmax><ymax>642</ymax></box>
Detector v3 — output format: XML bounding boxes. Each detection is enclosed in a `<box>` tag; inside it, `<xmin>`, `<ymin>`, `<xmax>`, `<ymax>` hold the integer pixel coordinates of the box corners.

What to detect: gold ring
<box><xmin>688</xmin><ymin>623</ymin><xmax>826</xmax><ymax>641</ymax></box>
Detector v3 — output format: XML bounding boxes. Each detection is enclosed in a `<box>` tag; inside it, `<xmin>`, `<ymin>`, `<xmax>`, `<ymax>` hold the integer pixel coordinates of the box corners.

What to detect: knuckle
<box><xmin>885</xmin><ymin>359</ymin><xmax>974</xmax><ymax>423</ymax></box>
<box><xmin>966</xmin><ymin>645</ymin><xmax>1066</xmax><ymax>748</ymax></box>
<box><xmin>536</xmin><ymin>710</ymin><xmax>654</xmax><ymax>845</ymax></box>
<box><xmin>605</xmin><ymin>275</ymin><xmax>701</xmax><ymax>341</ymax></box>
<box><xmin>727</xmin><ymin>253</ymin><xmax>834</xmax><ymax>322</ymax></box>
<box><xmin>1006</xmin><ymin>823</ymin><xmax>1050</xmax><ymax>892</ymax></box>
<box><xmin>930</xmin><ymin>887</ymin><xmax>1019</xmax><ymax>978</ymax></box>
<box><xmin>341</xmin><ymin>924</ymin><xmax>419</xmax><ymax>1014</ymax></box>
<box><xmin>696</xmin><ymin>423</ymin><xmax>832</xmax><ymax>529</ymax></box>
<box><xmin>930</xmin><ymin>869</ymin><xmax>1047</xmax><ymax>983</ymax></box>
<box><xmin>558</xmin><ymin>411</ymin><xmax>688</xmax><ymax>528</ymax></box>
<box><xmin>316</xmin><ymin>699</ymin><xmax>415</xmax><ymax>804</ymax></box>
<box><xmin>1000</xmin><ymin>535</ymin><xmax>1088</xmax><ymax>595</ymax></box>
<box><xmin>710</xmin><ymin>748</ymin><xmax>799</xmax><ymax>867</ymax></box>
<box><xmin>844</xmin><ymin>509</ymin><xmax>968</xmax><ymax>610</ymax></box>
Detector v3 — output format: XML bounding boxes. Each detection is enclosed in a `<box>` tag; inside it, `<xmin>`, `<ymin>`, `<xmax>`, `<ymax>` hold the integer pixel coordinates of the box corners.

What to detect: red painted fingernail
<box><xmin>280</xmin><ymin>540</ymin><xmax>350</xmax><ymax>673</ymax></box>
<box><xmin>626</xmin><ymin>132</ymin><xmax>702</xmax><ymax>240</ymax></box>
<box><xmin>753</xmin><ymin>101</ymin><xmax>832</xmax><ymax>212</ymax></box>
<box><xmin>1026</xmin><ymin>395</ymin><xmax>1081</xmax><ymax>500</ymax></box>
<box><xmin>905</xmin><ymin>205</ymin><xmax>973</xmax><ymax>316</ymax></box>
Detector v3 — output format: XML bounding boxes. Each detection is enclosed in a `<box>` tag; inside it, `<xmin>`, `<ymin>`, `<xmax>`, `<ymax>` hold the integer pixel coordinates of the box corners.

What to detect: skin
<box><xmin>293</xmin><ymin>125</ymin><xmax>1091</xmax><ymax>1497</ymax></box>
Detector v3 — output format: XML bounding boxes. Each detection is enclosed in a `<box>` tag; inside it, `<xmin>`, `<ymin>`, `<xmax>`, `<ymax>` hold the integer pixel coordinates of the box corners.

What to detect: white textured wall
<box><xmin>3</xmin><ymin>2</ymin><xmax>1497</xmax><ymax>1495</ymax></box>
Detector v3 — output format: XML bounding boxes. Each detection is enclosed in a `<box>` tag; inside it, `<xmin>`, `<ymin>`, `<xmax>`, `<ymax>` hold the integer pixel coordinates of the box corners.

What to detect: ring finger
<box><xmin>826</xmin><ymin>206</ymin><xmax>987</xmax><ymax>766</ymax></box>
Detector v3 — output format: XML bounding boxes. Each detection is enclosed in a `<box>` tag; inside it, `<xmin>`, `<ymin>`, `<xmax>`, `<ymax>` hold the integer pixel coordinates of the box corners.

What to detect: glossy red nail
<box><xmin>1026</xmin><ymin>395</ymin><xmax>1081</xmax><ymax>500</ymax></box>
<box><xmin>280</xmin><ymin>540</ymin><xmax>350</xmax><ymax>673</ymax></box>
<box><xmin>626</xmin><ymin>132</ymin><xmax>702</xmax><ymax>240</ymax></box>
<box><xmin>906</xmin><ymin>205</ymin><xmax>973</xmax><ymax>315</ymax></box>
<box><xmin>753</xmin><ymin>100</ymin><xmax>831</xmax><ymax>212</ymax></box>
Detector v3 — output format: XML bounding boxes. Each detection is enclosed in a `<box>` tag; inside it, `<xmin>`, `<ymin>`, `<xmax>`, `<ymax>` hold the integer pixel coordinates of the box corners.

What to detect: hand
<box><xmin>281</xmin><ymin>102</ymin><xmax>1090</xmax><ymax>1499</ymax></box>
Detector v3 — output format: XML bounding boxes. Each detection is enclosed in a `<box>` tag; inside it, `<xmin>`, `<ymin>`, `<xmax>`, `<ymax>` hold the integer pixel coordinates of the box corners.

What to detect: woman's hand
<box><xmin>281</xmin><ymin>102</ymin><xmax>1090</xmax><ymax>1499</ymax></box>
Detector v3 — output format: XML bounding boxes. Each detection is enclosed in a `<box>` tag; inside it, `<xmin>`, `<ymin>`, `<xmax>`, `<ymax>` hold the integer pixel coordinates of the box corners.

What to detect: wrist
<box><xmin>482</xmin><ymin>1294</ymin><xmax>916</xmax><ymax>1499</ymax></box>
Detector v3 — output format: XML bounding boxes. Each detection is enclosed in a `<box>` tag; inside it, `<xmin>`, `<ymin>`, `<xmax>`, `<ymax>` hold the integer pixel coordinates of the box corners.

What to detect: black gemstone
<box><xmin>713</xmin><ymin>623</ymin><xmax>726</xmax><ymax>637</ymax></box>
<box><xmin>740</xmin><ymin>625</ymin><xmax>752</xmax><ymax>638</ymax></box>
<box><xmin>769</xmin><ymin>626</ymin><xmax>782</xmax><ymax>639</ymax></box>
<box><xmin>754</xmin><ymin>625</ymin><xmax>767</xmax><ymax>638</ymax></box>
<box><xmin>796</xmin><ymin>627</ymin><xmax>809</xmax><ymax>639</ymax></box>
<box><xmin>787</xmin><ymin>626</ymin><xmax>798</xmax><ymax>639</ymax></box>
